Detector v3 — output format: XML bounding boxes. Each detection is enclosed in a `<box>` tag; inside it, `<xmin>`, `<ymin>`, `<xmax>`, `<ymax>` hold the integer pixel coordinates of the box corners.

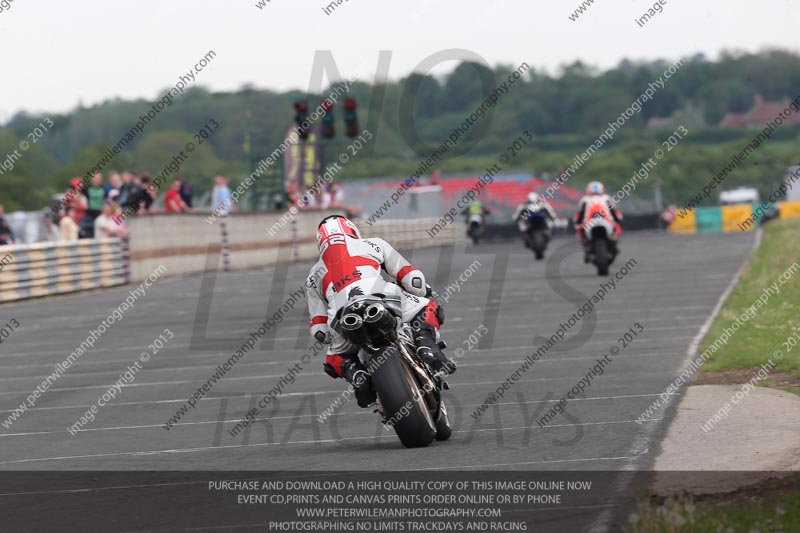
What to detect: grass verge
<box><xmin>628</xmin><ymin>490</ymin><xmax>800</xmax><ymax>532</ymax></box>
<box><xmin>700</xmin><ymin>218</ymin><xmax>800</xmax><ymax>383</ymax></box>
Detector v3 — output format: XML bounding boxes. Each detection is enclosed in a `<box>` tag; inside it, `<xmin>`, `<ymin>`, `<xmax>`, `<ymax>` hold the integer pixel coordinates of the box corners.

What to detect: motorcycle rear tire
<box><xmin>434</xmin><ymin>400</ymin><xmax>452</xmax><ymax>441</ymax></box>
<box><xmin>531</xmin><ymin>231</ymin><xmax>546</xmax><ymax>260</ymax></box>
<box><xmin>370</xmin><ymin>346</ymin><xmax>436</xmax><ymax>448</ymax></box>
<box><xmin>593</xmin><ymin>237</ymin><xmax>610</xmax><ymax>276</ymax></box>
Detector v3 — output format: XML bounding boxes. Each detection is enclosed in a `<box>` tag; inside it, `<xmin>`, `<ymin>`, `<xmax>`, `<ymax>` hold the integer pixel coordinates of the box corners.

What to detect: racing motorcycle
<box><xmin>332</xmin><ymin>292</ymin><xmax>452</xmax><ymax>448</ymax></box>
<box><xmin>523</xmin><ymin>209</ymin><xmax>551</xmax><ymax>260</ymax></box>
<box><xmin>581</xmin><ymin>201</ymin><xmax>619</xmax><ymax>276</ymax></box>
<box><xmin>466</xmin><ymin>214</ymin><xmax>484</xmax><ymax>245</ymax></box>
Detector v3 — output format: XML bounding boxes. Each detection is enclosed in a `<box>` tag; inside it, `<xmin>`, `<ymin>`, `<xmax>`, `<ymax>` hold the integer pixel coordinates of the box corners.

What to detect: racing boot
<box><xmin>341</xmin><ymin>359</ymin><xmax>377</xmax><ymax>407</ymax></box>
<box><xmin>414</xmin><ymin>324</ymin><xmax>456</xmax><ymax>375</ymax></box>
<box><xmin>578</xmin><ymin>233</ymin><xmax>591</xmax><ymax>263</ymax></box>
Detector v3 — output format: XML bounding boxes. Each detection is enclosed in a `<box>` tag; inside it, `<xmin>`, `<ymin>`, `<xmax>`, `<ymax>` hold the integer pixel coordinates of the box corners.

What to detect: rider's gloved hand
<box><xmin>311</xmin><ymin>321</ymin><xmax>332</xmax><ymax>344</ymax></box>
<box><xmin>398</xmin><ymin>269</ymin><xmax>427</xmax><ymax>297</ymax></box>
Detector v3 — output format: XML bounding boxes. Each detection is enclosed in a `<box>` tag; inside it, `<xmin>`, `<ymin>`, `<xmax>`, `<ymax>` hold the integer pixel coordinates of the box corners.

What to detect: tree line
<box><xmin>2</xmin><ymin>49</ymin><xmax>799</xmax><ymax>211</ymax></box>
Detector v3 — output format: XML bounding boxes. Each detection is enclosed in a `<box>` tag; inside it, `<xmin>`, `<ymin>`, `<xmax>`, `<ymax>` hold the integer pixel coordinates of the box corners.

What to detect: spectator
<box><xmin>65</xmin><ymin>178</ymin><xmax>87</xmax><ymax>223</ymax></box>
<box><xmin>124</xmin><ymin>174</ymin><xmax>145</xmax><ymax>215</ymax></box>
<box><xmin>0</xmin><ymin>204</ymin><xmax>14</xmax><ymax>245</ymax></box>
<box><xmin>118</xmin><ymin>172</ymin><xmax>135</xmax><ymax>207</ymax></box>
<box><xmin>177</xmin><ymin>176</ymin><xmax>194</xmax><ymax>208</ymax></box>
<box><xmin>59</xmin><ymin>206</ymin><xmax>80</xmax><ymax>242</ymax></box>
<box><xmin>112</xmin><ymin>203</ymin><xmax>129</xmax><ymax>233</ymax></box>
<box><xmin>211</xmin><ymin>175</ymin><xmax>233</xmax><ymax>215</ymax></box>
<box><xmin>298</xmin><ymin>186</ymin><xmax>316</xmax><ymax>208</ymax></box>
<box><xmin>321</xmin><ymin>184</ymin><xmax>332</xmax><ymax>209</ymax></box>
<box><xmin>164</xmin><ymin>179</ymin><xmax>191</xmax><ymax>213</ymax></box>
<box><xmin>83</xmin><ymin>173</ymin><xmax>107</xmax><ymax>238</ymax></box>
<box><xmin>106</xmin><ymin>172</ymin><xmax>122</xmax><ymax>197</ymax></box>
<box><xmin>273</xmin><ymin>192</ymin><xmax>285</xmax><ymax>211</ymax></box>
<box><xmin>286</xmin><ymin>182</ymin><xmax>299</xmax><ymax>207</ymax></box>
<box><xmin>40</xmin><ymin>211</ymin><xmax>60</xmax><ymax>242</ymax></box>
<box><xmin>10</xmin><ymin>211</ymin><xmax>27</xmax><ymax>244</ymax></box>
<box><xmin>94</xmin><ymin>203</ymin><xmax>127</xmax><ymax>238</ymax></box>
<box><xmin>136</xmin><ymin>174</ymin><xmax>154</xmax><ymax>213</ymax></box>
<box><xmin>332</xmin><ymin>183</ymin><xmax>345</xmax><ymax>206</ymax></box>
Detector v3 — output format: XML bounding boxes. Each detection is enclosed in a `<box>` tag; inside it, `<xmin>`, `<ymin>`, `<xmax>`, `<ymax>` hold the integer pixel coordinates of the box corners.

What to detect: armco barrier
<box><xmin>779</xmin><ymin>200</ymin><xmax>800</xmax><ymax>220</ymax></box>
<box><xmin>695</xmin><ymin>207</ymin><xmax>723</xmax><ymax>233</ymax></box>
<box><xmin>670</xmin><ymin>202</ymin><xmax>800</xmax><ymax>234</ymax></box>
<box><xmin>620</xmin><ymin>213</ymin><xmax>662</xmax><ymax>231</ymax></box>
<box><xmin>721</xmin><ymin>204</ymin><xmax>754</xmax><ymax>232</ymax></box>
<box><xmin>0</xmin><ymin>239</ymin><xmax>128</xmax><ymax>304</ymax></box>
<box><xmin>669</xmin><ymin>210</ymin><xmax>697</xmax><ymax>234</ymax></box>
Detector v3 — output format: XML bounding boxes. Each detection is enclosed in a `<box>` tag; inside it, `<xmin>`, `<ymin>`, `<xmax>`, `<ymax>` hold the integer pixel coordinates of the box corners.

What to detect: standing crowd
<box><xmin>1</xmin><ymin>172</ymin><xmax>343</xmax><ymax>247</ymax></box>
<box><xmin>54</xmin><ymin>172</ymin><xmax>194</xmax><ymax>241</ymax></box>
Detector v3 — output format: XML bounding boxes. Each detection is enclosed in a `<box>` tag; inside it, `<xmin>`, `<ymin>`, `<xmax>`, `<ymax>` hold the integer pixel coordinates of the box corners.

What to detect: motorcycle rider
<box><xmin>512</xmin><ymin>192</ymin><xmax>556</xmax><ymax>242</ymax></box>
<box><xmin>574</xmin><ymin>181</ymin><xmax>623</xmax><ymax>261</ymax></box>
<box><xmin>305</xmin><ymin>215</ymin><xmax>456</xmax><ymax>407</ymax></box>
<box><xmin>462</xmin><ymin>200</ymin><xmax>490</xmax><ymax>243</ymax></box>
<box><xmin>462</xmin><ymin>199</ymin><xmax>490</xmax><ymax>221</ymax></box>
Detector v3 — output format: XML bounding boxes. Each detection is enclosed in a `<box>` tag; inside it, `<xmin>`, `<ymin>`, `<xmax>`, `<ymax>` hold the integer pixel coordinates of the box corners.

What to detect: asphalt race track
<box><xmin>0</xmin><ymin>230</ymin><xmax>755</xmax><ymax>528</ymax></box>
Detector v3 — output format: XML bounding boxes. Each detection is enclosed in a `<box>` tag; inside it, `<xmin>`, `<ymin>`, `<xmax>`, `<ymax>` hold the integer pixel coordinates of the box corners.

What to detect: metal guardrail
<box><xmin>0</xmin><ymin>239</ymin><xmax>128</xmax><ymax>304</ymax></box>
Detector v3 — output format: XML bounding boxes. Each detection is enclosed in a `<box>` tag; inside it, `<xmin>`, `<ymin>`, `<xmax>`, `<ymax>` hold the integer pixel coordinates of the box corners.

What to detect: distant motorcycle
<box><xmin>466</xmin><ymin>214</ymin><xmax>484</xmax><ymax>244</ymax></box>
<box><xmin>333</xmin><ymin>292</ymin><xmax>452</xmax><ymax>448</ymax></box>
<box><xmin>523</xmin><ymin>210</ymin><xmax>551</xmax><ymax>260</ymax></box>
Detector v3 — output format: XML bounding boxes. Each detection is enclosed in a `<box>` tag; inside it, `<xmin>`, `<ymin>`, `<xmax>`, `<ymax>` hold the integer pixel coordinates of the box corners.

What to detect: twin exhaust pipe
<box><xmin>341</xmin><ymin>303</ymin><xmax>388</xmax><ymax>331</ymax></box>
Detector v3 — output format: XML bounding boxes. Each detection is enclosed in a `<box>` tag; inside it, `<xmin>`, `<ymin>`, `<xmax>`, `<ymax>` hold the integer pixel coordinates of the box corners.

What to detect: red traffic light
<box><xmin>344</xmin><ymin>98</ymin><xmax>357</xmax><ymax>111</ymax></box>
<box><xmin>294</xmin><ymin>101</ymin><xmax>308</xmax><ymax>113</ymax></box>
<box><xmin>321</xmin><ymin>99</ymin><xmax>334</xmax><ymax>112</ymax></box>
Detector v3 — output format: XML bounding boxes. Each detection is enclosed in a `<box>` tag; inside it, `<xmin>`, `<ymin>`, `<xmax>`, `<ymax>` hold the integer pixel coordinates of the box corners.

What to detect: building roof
<box><xmin>720</xmin><ymin>94</ymin><xmax>800</xmax><ymax>128</ymax></box>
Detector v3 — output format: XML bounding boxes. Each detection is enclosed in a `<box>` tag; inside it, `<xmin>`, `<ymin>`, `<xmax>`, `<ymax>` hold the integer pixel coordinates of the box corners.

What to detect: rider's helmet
<box><xmin>317</xmin><ymin>215</ymin><xmax>361</xmax><ymax>251</ymax></box>
<box><xmin>586</xmin><ymin>181</ymin><xmax>605</xmax><ymax>195</ymax></box>
<box><xmin>527</xmin><ymin>192</ymin><xmax>541</xmax><ymax>204</ymax></box>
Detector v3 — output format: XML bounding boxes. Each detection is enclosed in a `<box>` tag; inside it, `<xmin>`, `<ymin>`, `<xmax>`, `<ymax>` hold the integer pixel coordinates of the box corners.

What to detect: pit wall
<box><xmin>0</xmin><ymin>212</ymin><xmax>461</xmax><ymax>299</ymax></box>
<box><xmin>127</xmin><ymin>211</ymin><xmax>459</xmax><ymax>282</ymax></box>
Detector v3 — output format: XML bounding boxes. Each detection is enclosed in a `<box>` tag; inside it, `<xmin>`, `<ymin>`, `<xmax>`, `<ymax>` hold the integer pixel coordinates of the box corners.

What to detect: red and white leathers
<box><xmin>306</xmin><ymin>233</ymin><xmax>442</xmax><ymax>378</ymax></box>
<box><xmin>574</xmin><ymin>194</ymin><xmax>622</xmax><ymax>247</ymax></box>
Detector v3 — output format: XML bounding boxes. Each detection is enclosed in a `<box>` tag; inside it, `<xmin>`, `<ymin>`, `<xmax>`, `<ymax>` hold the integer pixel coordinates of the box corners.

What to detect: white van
<box><xmin>720</xmin><ymin>187</ymin><xmax>759</xmax><ymax>206</ymax></box>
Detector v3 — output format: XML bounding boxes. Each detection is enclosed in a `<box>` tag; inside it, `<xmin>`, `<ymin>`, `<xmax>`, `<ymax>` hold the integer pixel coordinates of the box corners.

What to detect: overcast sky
<box><xmin>0</xmin><ymin>0</ymin><xmax>798</xmax><ymax>122</ymax></box>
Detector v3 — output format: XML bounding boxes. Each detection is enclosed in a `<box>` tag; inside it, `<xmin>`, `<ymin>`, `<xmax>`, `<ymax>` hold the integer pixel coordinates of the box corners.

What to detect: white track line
<box><xmin>411</xmin><ymin>454</ymin><xmax>644</xmax><ymax>471</ymax></box>
<box><xmin>0</xmin><ymin>350</ymin><xmax>681</xmax><ymax>384</ymax></box>
<box><xmin>0</xmin><ymin>368</ymin><xmax>681</xmax><ymax>397</ymax></box>
<box><xmin>0</xmin><ymin>393</ymin><xmax>678</xmax><ymax>437</ymax></box>
<box><xmin>0</xmin><ymin>418</ymin><xmax>662</xmax><ymax>466</ymax></box>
